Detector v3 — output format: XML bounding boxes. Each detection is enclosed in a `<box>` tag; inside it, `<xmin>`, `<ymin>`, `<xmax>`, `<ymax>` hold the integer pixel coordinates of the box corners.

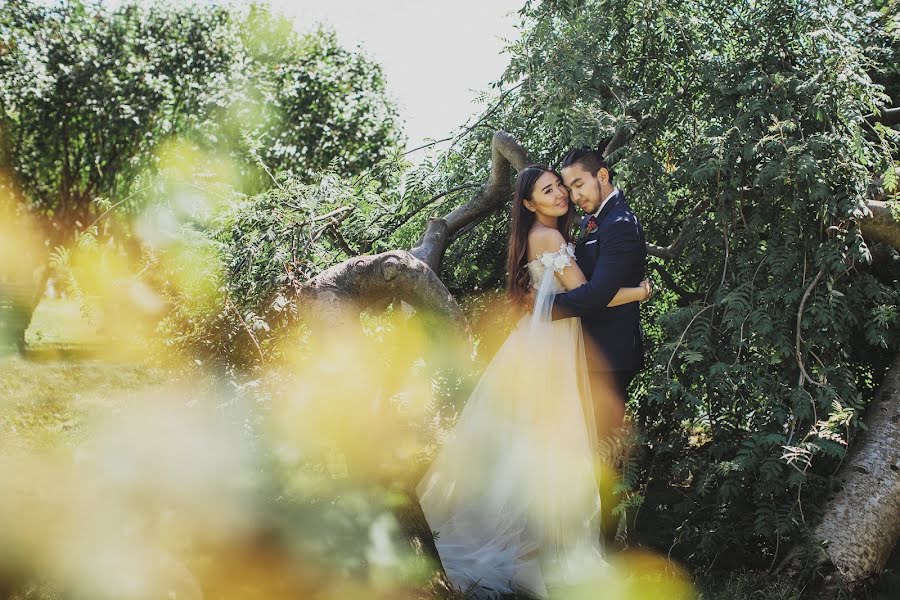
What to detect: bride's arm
<box><xmin>528</xmin><ymin>228</ymin><xmax>650</xmax><ymax>306</ymax></box>
<box><xmin>567</xmin><ymin>270</ymin><xmax>649</xmax><ymax>306</ymax></box>
<box><xmin>607</xmin><ymin>281</ymin><xmax>651</xmax><ymax>306</ymax></box>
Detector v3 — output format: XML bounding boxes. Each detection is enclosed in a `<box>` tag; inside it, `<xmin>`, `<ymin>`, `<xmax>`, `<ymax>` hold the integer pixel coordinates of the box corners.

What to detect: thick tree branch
<box><xmin>806</xmin><ymin>352</ymin><xmax>900</xmax><ymax>589</ymax></box>
<box><xmin>300</xmin><ymin>250</ymin><xmax>469</xmax><ymax>333</ymax></box>
<box><xmin>865</xmin><ymin>106</ymin><xmax>900</xmax><ymax>127</ymax></box>
<box><xmin>298</xmin><ymin>131</ymin><xmax>529</xmax><ymax>347</ymax></box>
<box><xmin>604</xmin><ymin>123</ymin><xmax>632</xmax><ymax>159</ymax></box>
<box><xmin>861</xmin><ymin>200</ymin><xmax>900</xmax><ymax>250</ymax></box>
<box><xmin>409</xmin><ymin>131</ymin><xmax>529</xmax><ymax>271</ymax></box>
<box><xmin>647</xmin><ymin>199</ymin><xmax>709</xmax><ymax>259</ymax></box>
<box><xmin>649</xmin><ymin>263</ymin><xmax>703</xmax><ymax>304</ymax></box>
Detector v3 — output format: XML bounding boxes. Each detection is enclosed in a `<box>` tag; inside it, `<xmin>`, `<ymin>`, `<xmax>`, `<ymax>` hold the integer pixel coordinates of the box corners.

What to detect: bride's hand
<box><xmin>639</xmin><ymin>278</ymin><xmax>654</xmax><ymax>301</ymax></box>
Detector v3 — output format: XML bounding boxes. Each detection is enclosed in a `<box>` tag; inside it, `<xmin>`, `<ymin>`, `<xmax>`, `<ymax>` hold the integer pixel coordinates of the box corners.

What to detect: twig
<box><xmin>719</xmin><ymin>224</ymin><xmax>729</xmax><ymax>290</ymax></box>
<box><xmin>250</xmin><ymin>146</ymin><xmax>283</xmax><ymax>190</ymax></box>
<box><xmin>402</xmin><ymin>136</ymin><xmax>454</xmax><ymax>156</ymax></box>
<box><xmin>225</xmin><ymin>296</ymin><xmax>265</xmax><ymax>363</ymax></box>
<box><xmin>311</xmin><ymin>207</ymin><xmax>355</xmax><ymax>242</ymax></box>
<box><xmin>446</xmin><ymin>81</ymin><xmax>526</xmax><ymax>154</ymax></box>
<box><xmin>769</xmin><ymin>529</ymin><xmax>781</xmax><ymax>572</ymax></box>
<box><xmin>666</xmin><ymin>304</ymin><xmax>715</xmax><ymax>378</ymax></box>
<box><xmin>384</xmin><ymin>183</ymin><xmax>482</xmax><ymax>232</ymax></box>
<box><xmin>733</xmin><ymin>255</ymin><xmax>768</xmax><ymax>365</ymax></box>
<box><xmin>796</xmin><ymin>269</ymin><xmax>826</xmax><ymax>388</ymax></box>
<box><xmin>327</xmin><ymin>224</ymin><xmax>355</xmax><ymax>256</ymax></box>
<box><xmin>83</xmin><ymin>184</ymin><xmax>152</xmax><ymax>234</ymax></box>
<box><xmin>311</xmin><ymin>206</ymin><xmax>354</xmax><ymax>223</ymax></box>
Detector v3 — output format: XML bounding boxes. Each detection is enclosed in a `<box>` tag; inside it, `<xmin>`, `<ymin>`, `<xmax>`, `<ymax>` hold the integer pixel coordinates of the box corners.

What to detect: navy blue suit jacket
<box><xmin>551</xmin><ymin>190</ymin><xmax>646</xmax><ymax>374</ymax></box>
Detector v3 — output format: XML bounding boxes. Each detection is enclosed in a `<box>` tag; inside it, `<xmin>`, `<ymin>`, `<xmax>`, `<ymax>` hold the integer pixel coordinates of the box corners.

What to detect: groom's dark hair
<box><xmin>560</xmin><ymin>145</ymin><xmax>614</xmax><ymax>182</ymax></box>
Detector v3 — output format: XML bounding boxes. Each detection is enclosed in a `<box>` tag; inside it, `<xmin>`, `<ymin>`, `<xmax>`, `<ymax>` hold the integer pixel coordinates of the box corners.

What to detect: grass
<box><xmin>1</xmin><ymin>296</ymin><xmax>166</xmax><ymax>599</ymax></box>
<box><xmin>0</xmin><ymin>355</ymin><xmax>163</xmax><ymax>447</ymax></box>
<box><xmin>2</xmin><ymin>296</ymin><xmax>162</xmax><ymax>446</ymax></box>
<box><xmin>24</xmin><ymin>296</ymin><xmax>106</xmax><ymax>350</ymax></box>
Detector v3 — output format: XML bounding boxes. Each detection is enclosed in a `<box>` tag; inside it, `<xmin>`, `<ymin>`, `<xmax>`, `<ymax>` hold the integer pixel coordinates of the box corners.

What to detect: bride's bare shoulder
<box><xmin>527</xmin><ymin>225</ymin><xmax>566</xmax><ymax>259</ymax></box>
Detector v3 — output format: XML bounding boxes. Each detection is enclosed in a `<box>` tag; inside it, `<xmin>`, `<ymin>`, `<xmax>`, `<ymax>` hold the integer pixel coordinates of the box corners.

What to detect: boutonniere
<box><xmin>585</xmin><ymin>215</ymin><xmax>598</xmax><ymax>235</ymax></box>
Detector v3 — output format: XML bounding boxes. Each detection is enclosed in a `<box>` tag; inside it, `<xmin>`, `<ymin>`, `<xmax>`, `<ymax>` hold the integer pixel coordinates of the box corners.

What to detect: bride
<box><xmin>416</xmin><ymin>165</ymin><xmax>650</xmax><ymax>599</ymax></box>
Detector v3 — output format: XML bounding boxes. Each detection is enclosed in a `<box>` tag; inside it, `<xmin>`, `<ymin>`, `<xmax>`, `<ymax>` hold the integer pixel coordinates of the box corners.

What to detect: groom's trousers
<box><xmin>587</xmin><ymin>369</ymin><xmax>635</xmax><ymax>436</ymax></box>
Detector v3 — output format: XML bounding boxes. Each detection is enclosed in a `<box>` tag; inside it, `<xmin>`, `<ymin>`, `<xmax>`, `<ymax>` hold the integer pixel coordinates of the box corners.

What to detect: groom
<box><xmin>551</xmin><ymin>147</ymin><xmax>647</xmax><ymax>433</ymax></box>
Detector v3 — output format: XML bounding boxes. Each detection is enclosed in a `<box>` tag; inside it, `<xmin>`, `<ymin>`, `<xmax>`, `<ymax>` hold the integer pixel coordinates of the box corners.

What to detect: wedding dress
<box><xmin>416</xmin><ymin>242</ymin><xmax>608</xmax><ymax>599</ymax></box>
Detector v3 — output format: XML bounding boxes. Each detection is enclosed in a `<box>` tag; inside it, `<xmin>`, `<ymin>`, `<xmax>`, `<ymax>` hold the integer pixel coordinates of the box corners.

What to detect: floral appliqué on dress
<box><xmin>537</xmin><ymin>242</ymin><xmax>576</xmax><ymax>273</ymax></box>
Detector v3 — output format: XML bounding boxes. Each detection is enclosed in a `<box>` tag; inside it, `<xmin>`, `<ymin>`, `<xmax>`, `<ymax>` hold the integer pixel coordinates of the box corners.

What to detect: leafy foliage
<box><xmin>0</xmin><ymin>0</ymin><xmax>236</xmax><ymax>240</ymax></box>
<box><xmin>200</xmin><ymin>4</ymin><xmax>404</xmax><ymax>193</ymax></box>
<box><xmin>0</xmin><ymin>0</ymin><xmax>403</xmax><ymax>241</ymax></box>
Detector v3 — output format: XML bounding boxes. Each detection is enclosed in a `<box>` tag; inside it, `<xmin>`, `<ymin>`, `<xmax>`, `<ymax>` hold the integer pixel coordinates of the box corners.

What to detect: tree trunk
<box><xmin>0</xmin><ymin>256</ymin><xmax>47</xmax><ymax>353</ymax></box>
<box><xmin>809</xmin><ymin>352</ymin><xmax>900</xmax><ymax>590</ymax></box>
<box><xmin>299</xmin><ymin>131</ymin><xmax>530</xmax><ymax>333</ymax></box>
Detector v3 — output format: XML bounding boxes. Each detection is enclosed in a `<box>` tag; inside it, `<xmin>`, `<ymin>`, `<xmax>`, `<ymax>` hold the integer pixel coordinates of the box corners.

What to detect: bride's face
<box><xmin>524</xmin><ymin>171</ymin><xmax>569</xmax><ymax>217</ymax></box>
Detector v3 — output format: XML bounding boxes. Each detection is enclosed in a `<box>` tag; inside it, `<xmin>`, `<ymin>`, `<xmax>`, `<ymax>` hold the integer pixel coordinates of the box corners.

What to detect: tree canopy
<box><xmin>0</xmin><ymin>0</ymin><xmax>403</xmax><ymax>241</ymax></box>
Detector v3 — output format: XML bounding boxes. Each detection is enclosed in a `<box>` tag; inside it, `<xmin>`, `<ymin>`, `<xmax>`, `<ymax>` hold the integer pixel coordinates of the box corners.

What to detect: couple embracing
<box><xmin>416</xmin><ymin>146</ymin><xmax>650</xmax><ymax>599</ymax></box>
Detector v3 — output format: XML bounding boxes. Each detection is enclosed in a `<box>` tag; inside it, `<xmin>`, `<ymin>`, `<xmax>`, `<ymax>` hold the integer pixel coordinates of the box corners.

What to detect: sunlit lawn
<box><xmin>1</xmin><ymin>296</ymin><xmax>164</xmax><ymax>599</ymax></box>
<box><xmin>3</xmin><ymin>296</ymin><xmax>163</xmax><ymax>448</ymax></box>
<box><xmin>23</xmin><ymin>296</ymin><xmax>110</xmax><ymax>355</ymax></box>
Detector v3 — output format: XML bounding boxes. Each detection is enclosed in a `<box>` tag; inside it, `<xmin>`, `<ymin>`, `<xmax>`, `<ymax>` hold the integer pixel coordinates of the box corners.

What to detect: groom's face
<box><xmin>561</xmin><ymin>164</ymin><xmax>602</xmax><ymax>214</ymax></box>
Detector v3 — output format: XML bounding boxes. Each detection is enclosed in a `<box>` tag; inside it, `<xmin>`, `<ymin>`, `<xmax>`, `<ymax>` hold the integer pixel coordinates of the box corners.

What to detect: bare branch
<box><xmin>384</xmin><ymin>183</ymin><xmax>482</xmax><ymax>232</ymax></box>
<box><xmin>647</xmin><ymin>199</ymin><xmax>708</xmax><ymax>259</ymax></box>
<box><xmin>225</xmin><ymin>296</ymin><xmax>265</xmax><ymax>364</ymax></box>
<box><xmin>327</xmin><ymin>224</ymin><xmax>354</xmax><ymax>256</ymax></box>
<box><xmin>402</xmin><ymin>136</ymin><xmax>453</xmax><ymax>156</ymax></box>
<box><xmin>311</xmin><ymin>206</ymin><xmax>354</xmax><ymax>223</ymax></box>
<box><xmin>666</xmin><ymin>303</ymin><xmax>715</xmax><ymax>378</ymax></box>
<box><xmin>447</xmin><ymin>81</ymin><xmax>526</xmax><ymax>153</ymax></box>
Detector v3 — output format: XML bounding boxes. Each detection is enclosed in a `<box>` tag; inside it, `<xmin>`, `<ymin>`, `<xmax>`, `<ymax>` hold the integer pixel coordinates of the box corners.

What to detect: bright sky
<box><xmin>270</xmin><ymin>0</ymin><xmax>523</xmax><ymax>154</ymax></box>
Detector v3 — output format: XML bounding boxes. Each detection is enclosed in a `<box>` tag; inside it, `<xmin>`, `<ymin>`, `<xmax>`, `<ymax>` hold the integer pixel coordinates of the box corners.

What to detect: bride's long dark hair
<box><xmin>506</xmin><ymin>165</ymin><xmax>576</xmax><ymax>305</ymax></box>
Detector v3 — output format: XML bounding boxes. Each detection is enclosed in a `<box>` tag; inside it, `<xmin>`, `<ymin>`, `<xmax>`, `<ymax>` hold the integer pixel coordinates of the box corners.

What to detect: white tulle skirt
<box><xmin>416</xmin><ymin>308</ymin><xmax>608</xmax><ymax>599</ymax></box>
